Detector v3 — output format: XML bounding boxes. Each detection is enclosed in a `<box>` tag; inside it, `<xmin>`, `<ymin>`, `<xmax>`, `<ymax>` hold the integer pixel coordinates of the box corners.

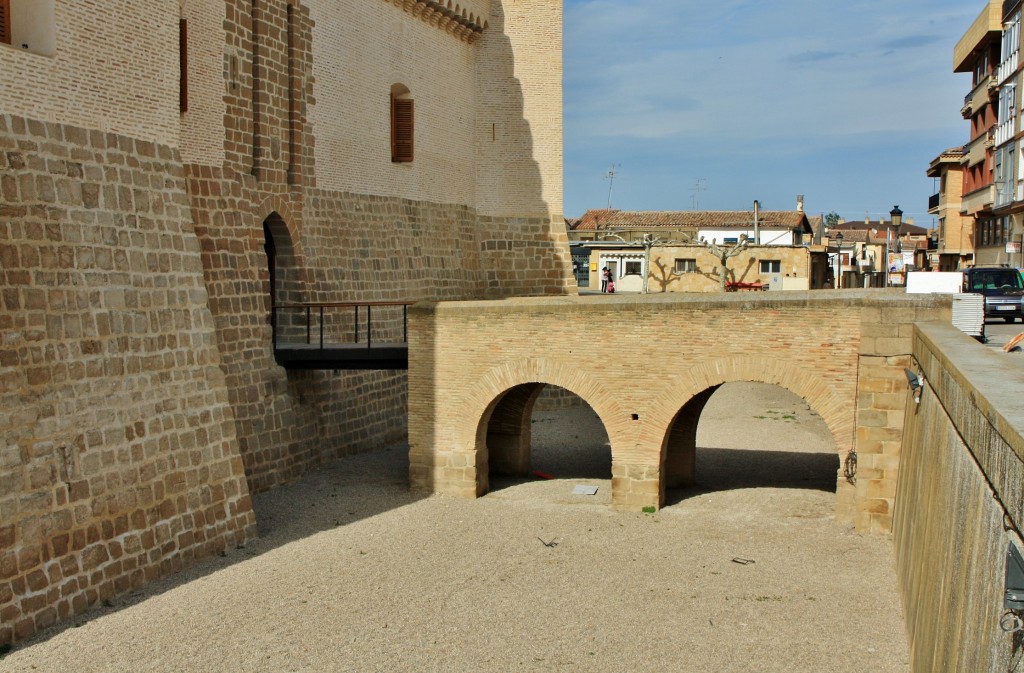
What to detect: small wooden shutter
<box><xmin>391</xmin><ymin>96</ymin><xmax>414</xmax><ymax>163</ymax></box>
<box><xmin>179</xmin><ymin>19</ymin><xmax>189</xmax><ymax>113</ymax></box>
<box><xmin>0</xmin><ymin>0</ymin><xmax>11</xmax><ymax>46</ymax></box>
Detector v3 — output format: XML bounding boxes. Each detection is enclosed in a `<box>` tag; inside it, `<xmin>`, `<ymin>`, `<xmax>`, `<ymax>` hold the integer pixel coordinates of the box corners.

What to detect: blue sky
<box><xmin>563</xmin><ymin>0</ymin><xmax>978</xmax><ymax>225</ymax></box>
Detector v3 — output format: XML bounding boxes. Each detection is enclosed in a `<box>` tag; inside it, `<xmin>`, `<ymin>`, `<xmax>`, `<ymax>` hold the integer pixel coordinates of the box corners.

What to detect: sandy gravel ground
<box><xmin>2</xmin><ymin>383</ymin><xmax>909</xmax><ymax>673</ymax></box>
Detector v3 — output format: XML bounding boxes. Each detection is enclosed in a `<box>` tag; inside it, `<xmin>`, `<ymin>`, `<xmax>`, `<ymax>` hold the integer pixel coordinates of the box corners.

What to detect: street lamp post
<box><xmin>835</xmin><ymin>232</ymin><xmax>844</xmax><ymax>289</ymax></box>
<box><xmin>888</xmin><ymin>205</ymin><xmax>903</xmax><ymax>287</ymax></box>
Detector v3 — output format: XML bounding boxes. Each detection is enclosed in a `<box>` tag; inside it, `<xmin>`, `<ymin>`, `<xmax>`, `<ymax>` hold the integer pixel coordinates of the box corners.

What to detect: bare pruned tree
<box><xmin>700</xmin><ymin>235</ymin><xmax>749</xmax><ymax>292</ymax></box>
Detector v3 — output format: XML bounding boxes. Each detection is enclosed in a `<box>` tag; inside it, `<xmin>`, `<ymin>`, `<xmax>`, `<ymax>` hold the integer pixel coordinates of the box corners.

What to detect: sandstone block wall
<box><xmin>181</xmin><ymin>0</ymin><xmax>573</xmax><ymax>488</ymax></box>
<box><xmin>0</xmin><ymin>116</ymin><xmax>255</xmax><ymax>647</ymax></box>
<box><xmin>1</xmin><ymin>0</ymin><xmax>576</xmax><ymax>644</ymax></box>
<box><xmin>894</xmin><ymin>322</ymin><xmax>1024</xmax><ymax>672</ymax></box>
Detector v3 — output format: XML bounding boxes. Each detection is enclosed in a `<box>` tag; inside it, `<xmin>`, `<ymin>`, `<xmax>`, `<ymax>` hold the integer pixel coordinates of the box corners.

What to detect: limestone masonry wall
<box><xmin>0</xmin><ymin>116</ymin><xmax>255</xmax><ymax>646</ymax></box>
<box><xmin>894</xmin><ymin>323</ymin><xmax>1024</xmax><ymax>673</ymax></box>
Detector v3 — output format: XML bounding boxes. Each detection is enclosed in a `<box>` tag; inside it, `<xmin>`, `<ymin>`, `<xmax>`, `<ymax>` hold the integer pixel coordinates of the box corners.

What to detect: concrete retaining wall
<box><xmin>894</xmin><ymin>322</ymin><xmax>1024</xmax><ymax>672</ymax></box>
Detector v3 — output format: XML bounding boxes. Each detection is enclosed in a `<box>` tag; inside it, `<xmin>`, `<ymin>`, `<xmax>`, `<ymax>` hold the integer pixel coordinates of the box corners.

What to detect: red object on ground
<box><xmin>530</xmin><ymin>470</ymin><xmax>554</xmax><ymax>480</ymax></box>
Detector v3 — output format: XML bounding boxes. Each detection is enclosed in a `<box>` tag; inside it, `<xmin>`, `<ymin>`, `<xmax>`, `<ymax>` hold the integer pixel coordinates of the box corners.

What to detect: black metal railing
<box><xmin>272</xmin><ymin>301</ymin><xmax>413</xmax><ymax>361</ymax></box>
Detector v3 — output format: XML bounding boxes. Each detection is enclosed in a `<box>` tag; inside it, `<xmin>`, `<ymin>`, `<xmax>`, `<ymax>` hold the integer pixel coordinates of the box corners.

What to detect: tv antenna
<box><xmin>691</xmin><ymin>178</ymin><xmax>707</xmax><ymax>210</ymax></box>
<box><xmin>604</xmin><ymin>164</ymin><xmax>620</xmax><ymax>209</ymax></box>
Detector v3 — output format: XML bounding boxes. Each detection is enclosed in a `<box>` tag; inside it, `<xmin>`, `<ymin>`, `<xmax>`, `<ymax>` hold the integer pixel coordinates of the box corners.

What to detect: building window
<box><xmin>759</xmin><ymin>260</ymin><xmax>781</xmax><ymax>274</ymax></box>
<box><xmin>0</xmin><ymin>0</ymin><xmax>10</xmax><ymax>45</ymax></box>
<box><xmin>975</xmin><ymin>52</ymin><xmax>989</xmax><ymax>85</ymax></box>
<box><xmin>674</xmin><ymin>258</ymin><xmax>696</xmax><ymax>273</ymax></box>
<box><xmin>1</xmin><ymin>0</ymin><xmax>55</xmax><ymax>55</ymax></box>
<box><xmin>624</xmin><ymin>261</ymin><xmax>642</xmax><ymax>275</ymax></box>
<box><xmin>179</xmin><ymin>19</ymin><xmax>188</xmax><ymax>113</ymax></box>
<box><xmin>391</xmin><ymin>85</ymin><xmax>414</xmax><ymax>163</ymax></box>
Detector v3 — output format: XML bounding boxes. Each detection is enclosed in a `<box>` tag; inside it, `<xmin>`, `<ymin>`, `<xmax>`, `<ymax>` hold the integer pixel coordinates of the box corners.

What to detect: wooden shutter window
<box><xmin>179</xmin><ymin>19</ymin><xmax>188</xmax><ymax>113</ymax></box>
<box><xmin>391</xmin><ymin>96</ymin><xmax>414</xmax><ymax>163</ymax></box>
<box><xmin>0</xmin><ymin>0</ymin><xmax>11</xmax><ymax>46</ymax></box>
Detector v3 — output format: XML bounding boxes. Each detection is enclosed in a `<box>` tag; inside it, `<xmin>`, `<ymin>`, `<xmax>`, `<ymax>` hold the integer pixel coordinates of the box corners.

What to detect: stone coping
<box><xmin>914</xmin><ymin>321</ymin><xmax>1024</xmax><ymax>465</ymax></box>
<box><xmin>410</xmin><ymin>289</ymin><xmax>951</xmax><ymax>316</ymax></box>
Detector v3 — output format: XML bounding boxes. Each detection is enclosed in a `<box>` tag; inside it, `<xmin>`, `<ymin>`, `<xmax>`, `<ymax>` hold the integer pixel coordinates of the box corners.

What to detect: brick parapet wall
<box><xmin>0</xmin><ymin>115</ymin><xmax>255</xmax><ymax>647</ymax></box>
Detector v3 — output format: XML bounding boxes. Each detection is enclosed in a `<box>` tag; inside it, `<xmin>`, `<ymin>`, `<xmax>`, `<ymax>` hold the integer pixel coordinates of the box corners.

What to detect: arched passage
<box><xmin>481</xmin><ymin>384</ymin><xmax>612</xmax><ymax>495</ymax></box>
<box><xmin>262</xmin><ymin>211</ymin><xmax>304</xmax><ymax>342</ymax></box>
<box><xmin>262</xmin><ymin>211</ymin><xmax>302</xmax><ymax>305</ymax></box>
<box><xmin>654</xmin><ymin>357</ymin><xmax>852</xmax><ymax>509</ymax></box>
<box><xmin>456</xmin><ymin>358</ymin><xmax>627</xmax><ymax>499</ymax></box>
<box><xmin>661</xmin><ymin>382</ymin><xmax>840</xmax><ymax>508</ymax></box>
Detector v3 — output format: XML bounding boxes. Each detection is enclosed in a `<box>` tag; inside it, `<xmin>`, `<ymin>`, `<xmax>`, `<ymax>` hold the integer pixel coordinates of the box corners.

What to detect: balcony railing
<box><xmin>272</xmin><ymin>301</ymin><xmax>414</xmax><ymax>370</ymax></box>
<box><xmin>928</xmin><ymin>193</ymin><xmax>941</xmax><ymax>212</ymax></box>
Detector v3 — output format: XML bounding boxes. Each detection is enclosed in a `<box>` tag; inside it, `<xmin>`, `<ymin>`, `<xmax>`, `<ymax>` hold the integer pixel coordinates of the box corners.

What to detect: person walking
<box><xmin>601</xmin><ymin>267</ymin><xmax>610</xmax><ymax>293</ymax></box>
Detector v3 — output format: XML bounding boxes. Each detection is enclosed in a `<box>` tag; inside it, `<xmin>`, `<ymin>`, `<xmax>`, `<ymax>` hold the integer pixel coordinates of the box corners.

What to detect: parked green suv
<box><xmin>963</xmin><ymin>266</ymin><xmax>1024</xmax><ymax>322</ymax></box>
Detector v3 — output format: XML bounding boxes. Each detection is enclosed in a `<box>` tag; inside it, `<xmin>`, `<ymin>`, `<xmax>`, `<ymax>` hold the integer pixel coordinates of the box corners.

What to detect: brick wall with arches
<box><xmin>409</xmin><ymin>291</ymin><xmax>950</xmax><ymax>531</ymax></box>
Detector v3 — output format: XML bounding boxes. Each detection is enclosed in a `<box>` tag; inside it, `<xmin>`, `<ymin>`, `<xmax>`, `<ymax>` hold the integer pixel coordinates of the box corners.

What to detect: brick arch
<box><xmin>651</xmin><ymin>357</ymin><xmax>851</xmax><ymax>508</ymax></box>
<box><xmin>256</xmin><ymin>195</ymin><xmax>303</xmax><ymax>253</ymax></box>
<box><xmin>652</xmin><ymin>356</ymin><xmax>853</xmax><ymax>454</ymax></box>
<box><xmin>456</xmin><ymin>358</ymin><xmax>629</xmax><ymax>496</ymax></box>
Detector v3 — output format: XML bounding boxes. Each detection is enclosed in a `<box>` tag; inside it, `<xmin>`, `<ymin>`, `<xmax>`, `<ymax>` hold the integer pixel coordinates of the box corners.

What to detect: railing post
<box><xmin>367</xmin><ymin>305</ymin><xmax>373</xmax><ymax>349</ymax></box>
<box><xmin>354</xmin><ymin>305</ymin><xmax>359</xmax><ymax>344</ymax></box>
<box><xmin>319</xmin><ymin>305</ymin><xmax>325</xmax><ymax>349</ymax></box>
<box><xmin>306</xmin><ymin>306</ymin><xmax>311</xmax><ymax>345</ymax></box>
<box><xmin>403</xmin><ymin>304</ymin><xmax>408</xmax><ymax>344</ymax></box>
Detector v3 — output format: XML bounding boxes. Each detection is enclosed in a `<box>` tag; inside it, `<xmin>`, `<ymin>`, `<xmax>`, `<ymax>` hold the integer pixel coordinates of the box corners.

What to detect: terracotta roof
<box><xmin>572</xmin><ymin>209</ymin><xmax>810</xmax><ymax>231</ymax></box>
<box><xmin>828</xmin><ymin>228</ymin><xmax>933</xmax><ymax>246</ymax></box>
<box><xmin>928</xmin><ymin>147</ymin><xmax>965</xmax><ymax>176</ymax></box>
<box><xmin>829</xmin><ymin>220</ymin><xmax>930</xmax><ymax>236</ymax></box>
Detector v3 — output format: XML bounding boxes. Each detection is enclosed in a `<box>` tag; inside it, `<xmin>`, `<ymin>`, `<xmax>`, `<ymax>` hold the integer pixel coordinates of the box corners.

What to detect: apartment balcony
<box><xmin>996</xmin><ymin>120</ymin><xmax>1016</xmax><ymax>147</ymax></box>
<box><xmin>960</xmin><ymin>185</ymin><xmax>994</xmax><ymax>215</ymax></box>
<box><xmin>962</xmin><ymin>131</ymin><xmax>993</xmax><ymax>167</ymax></box>
<box><xmin>998</xmin><ymin>50</ymin><xmax>1020</xmax><ymax>85</ymax></box>
<box><xmin>962</xmin><ymin>75</ymin><xmax>994</xmax><ymax>118</ymax></box>
<box><xmin>928</xmin><ymin>193</ymin><xmax>941</xmax><ymax>213</ymax></box>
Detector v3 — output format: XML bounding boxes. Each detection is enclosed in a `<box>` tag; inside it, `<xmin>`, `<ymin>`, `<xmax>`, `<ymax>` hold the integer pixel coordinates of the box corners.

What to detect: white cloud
<box><xmin>565</xmin><ymin>0</ymin><xmax>976</xmax><ymax>144</ymax></box>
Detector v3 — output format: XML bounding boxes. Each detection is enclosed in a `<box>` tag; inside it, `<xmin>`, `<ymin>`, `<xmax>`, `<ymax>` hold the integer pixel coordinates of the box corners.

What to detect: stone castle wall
<box><xmin>0</xmin><ymin>116</ymin><xmax>256</xmax><ymax>646</ymax></box>
<box><xmin>0</xmin><ymin>0</ymin><xmax>574</xmax><ymax>644</ymax></box>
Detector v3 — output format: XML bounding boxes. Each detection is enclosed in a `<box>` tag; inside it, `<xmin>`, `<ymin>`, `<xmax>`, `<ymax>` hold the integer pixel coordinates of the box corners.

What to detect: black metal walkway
<box><xmin>272</xmin><ymin>302</ymin><xmax>412</xmax><ymax>370</ymax></box>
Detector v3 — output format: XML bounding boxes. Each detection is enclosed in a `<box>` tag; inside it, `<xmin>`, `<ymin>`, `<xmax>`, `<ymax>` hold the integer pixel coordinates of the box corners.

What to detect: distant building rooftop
<box><xmin>571</xmin><ymin>209</ymin><xmax>811</xmax><ymax>231</ymax></box>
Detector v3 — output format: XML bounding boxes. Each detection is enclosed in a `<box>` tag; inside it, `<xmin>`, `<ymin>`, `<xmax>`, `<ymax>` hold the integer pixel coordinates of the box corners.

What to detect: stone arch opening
<box><xmin>476</xmin><ymin>383</ymin><xmax>611</xmax><ymax>497</ymax></box>
<box><xmin>661</xmin><ymin>382</ymin><xmax>839</xmax><ymax>507</ymax></box>
<box><xmin>262</xmin><ymin>211</ymin><xmax>303</xmax><ymax>339</ymax></box>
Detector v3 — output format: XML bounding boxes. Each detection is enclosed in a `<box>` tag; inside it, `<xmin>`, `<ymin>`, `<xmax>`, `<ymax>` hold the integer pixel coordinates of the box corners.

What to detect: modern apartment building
<box><xmin>990</xmin><ymin>0</ymin><xmax>1024</xmax><ymax>266</ymax></box>
<box><xmin>953</xmin><ymin>0</ymin><xmax>1002</xmax><ymax>264</ymax></box>
<box><xmin>926</xmin><ymin>147</ymin><xmax>971</xmax><ymax>270</ymax></box>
